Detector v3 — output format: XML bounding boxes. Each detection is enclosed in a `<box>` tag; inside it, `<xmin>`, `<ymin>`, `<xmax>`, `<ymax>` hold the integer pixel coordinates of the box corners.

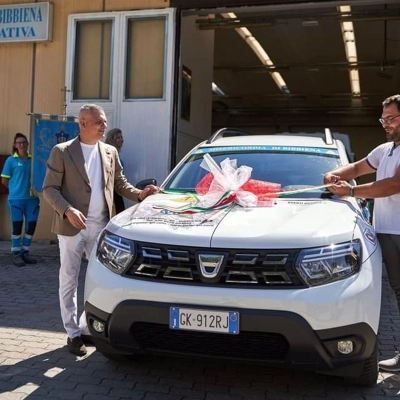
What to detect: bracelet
<box><xmin>349</xmin><ymin>186</ymin><xmax>355</xmax><ymax>197</ymax></box>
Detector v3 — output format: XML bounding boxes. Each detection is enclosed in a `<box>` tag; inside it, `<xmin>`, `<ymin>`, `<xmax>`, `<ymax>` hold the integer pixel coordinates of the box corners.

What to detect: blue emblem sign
<box><xmin>31</xmin><ymin>113</ymin><xmax>79</xmax><ymax>194</ymax></box>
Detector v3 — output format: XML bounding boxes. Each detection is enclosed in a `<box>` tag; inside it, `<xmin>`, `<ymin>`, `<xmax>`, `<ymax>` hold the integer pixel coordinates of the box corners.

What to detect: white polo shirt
<box><xmin>367</xmin><ymin>142</ymin><xmax>400</xmax><ymax>234</ymax></box>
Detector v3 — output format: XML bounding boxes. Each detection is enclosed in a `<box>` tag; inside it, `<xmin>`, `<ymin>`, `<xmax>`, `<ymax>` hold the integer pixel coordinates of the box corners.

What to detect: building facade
<box><xmin>0</xmin><ymin>0</ymin><xmax>388</xmax><ymax>241</ymax></box>
<box><xmin>0</xmin><ymin>0</ymin><xmax>178</xmax><ymax>241</ymax></box>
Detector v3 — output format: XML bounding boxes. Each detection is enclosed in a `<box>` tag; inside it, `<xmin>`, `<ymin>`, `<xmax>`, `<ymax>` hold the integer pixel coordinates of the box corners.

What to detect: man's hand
<box><xmin>323</xmin><ymin>173</ymin><xmax>340</xmax><ymax>185</ymax></box>
<box><xmin>139</xmin><ymin>184</ymin><xmax>159</xmax><ymax>201</ymax></box>
<box><xmin>65</xmin><ymin>207</ymin><xmax>87</xmax><ymax>230</ymax></box>
<box><xmin>328</xmin><ymin>180</ymin><xmax>352</xmax><ymax>196</ymax></box>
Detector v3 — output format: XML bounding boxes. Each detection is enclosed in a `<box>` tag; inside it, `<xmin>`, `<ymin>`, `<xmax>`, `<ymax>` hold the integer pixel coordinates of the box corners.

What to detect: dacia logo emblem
<box><xmin>198</xmin><ymin>254</ymin><xmax>224</xmax><ymax>278</ymax></box>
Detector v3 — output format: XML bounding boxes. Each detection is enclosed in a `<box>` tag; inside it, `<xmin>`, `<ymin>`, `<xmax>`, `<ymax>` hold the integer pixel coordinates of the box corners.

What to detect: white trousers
<box><xmin>58</xmin><ymin>220</ymin><xmax>106</xmax><ymax>338</ymax></box>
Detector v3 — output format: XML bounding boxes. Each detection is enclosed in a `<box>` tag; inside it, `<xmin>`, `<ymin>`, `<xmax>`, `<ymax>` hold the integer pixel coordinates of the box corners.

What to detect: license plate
<box><xmin>169</xmin><ymin>307</ymin><xmax>239</xmax><ymax>334</ymax></box>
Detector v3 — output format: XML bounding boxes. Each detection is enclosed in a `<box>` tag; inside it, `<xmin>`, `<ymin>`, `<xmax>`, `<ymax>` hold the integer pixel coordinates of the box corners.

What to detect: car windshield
<box><xmin>164</xmin><ymin>147</ymin><xmax>342</xmax><ymax>199</ymax></box>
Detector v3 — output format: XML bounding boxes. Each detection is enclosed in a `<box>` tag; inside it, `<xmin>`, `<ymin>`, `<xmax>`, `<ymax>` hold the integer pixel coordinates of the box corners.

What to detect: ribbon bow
<box><xmin>196</xmin><ymin>153</ymin><xmax>258</xmax><ymax>208</ymax></box>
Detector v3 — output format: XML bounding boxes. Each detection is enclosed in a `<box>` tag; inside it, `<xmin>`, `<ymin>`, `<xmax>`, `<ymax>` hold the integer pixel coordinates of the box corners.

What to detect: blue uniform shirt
<box><xmin>1</xmin><ymin>153</ymin><xmax>35</xmax><ymax>199</ymax></box>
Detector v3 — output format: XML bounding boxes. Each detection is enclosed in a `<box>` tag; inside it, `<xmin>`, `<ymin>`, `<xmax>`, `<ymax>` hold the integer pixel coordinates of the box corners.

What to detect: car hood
<box><xmin>108</xmin><ymin>193</ymin><xmax>361</xmax><ymax>249</ymax></box>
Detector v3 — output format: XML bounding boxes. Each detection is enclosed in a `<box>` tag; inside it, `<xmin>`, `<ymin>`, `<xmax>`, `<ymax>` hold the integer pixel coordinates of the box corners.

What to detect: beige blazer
<box><xmin>42</xmin><ymin>136</ymin><xmax>141</xmax><ymax>236</ymax></box>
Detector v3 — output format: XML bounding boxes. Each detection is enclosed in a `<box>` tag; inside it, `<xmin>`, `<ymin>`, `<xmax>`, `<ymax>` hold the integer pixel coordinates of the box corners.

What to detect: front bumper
<box><xmin>85</xmin><ymin>300</ymin><xmax>377</xmax><ymax>377</ymax></box>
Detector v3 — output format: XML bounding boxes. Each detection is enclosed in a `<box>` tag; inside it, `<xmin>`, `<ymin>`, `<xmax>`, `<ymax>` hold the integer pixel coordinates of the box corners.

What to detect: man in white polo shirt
<box><xmin>324</xmin><ymin>94</ymin><xmax>400</xmax><ymax>372</ymax></box>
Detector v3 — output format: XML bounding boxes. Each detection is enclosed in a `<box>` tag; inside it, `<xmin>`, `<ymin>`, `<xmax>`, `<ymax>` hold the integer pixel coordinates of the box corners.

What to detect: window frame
<box><xmin>123</xmin><ymin>14</ymin><xmax>168</xmax><ymax>101</ymax></box>
<box><xmin>72</xmin><ymin>17</ymin><xmax>115</xmax><ymax>101</ymax></box>
<box><xmin>68</xmin><ymin>13</ymin><xmax>116</xmax><ymax>103</ymax></box>
<box><xmin>66</xmin><ymin>10</ymin><xmax>170</xmax><ymax>105</ymax></box>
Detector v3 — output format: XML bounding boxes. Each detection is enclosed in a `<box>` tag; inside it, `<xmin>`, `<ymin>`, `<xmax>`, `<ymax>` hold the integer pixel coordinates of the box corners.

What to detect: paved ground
<box><xmin>0</xmin><ymin>240</ymin><xmax>400</xmax><ymax>400</ymax></box>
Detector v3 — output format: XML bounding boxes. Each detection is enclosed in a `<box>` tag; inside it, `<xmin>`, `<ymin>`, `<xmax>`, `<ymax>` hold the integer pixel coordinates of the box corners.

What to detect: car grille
<box><xmin>124</xmin><ymin>242</ymin><xmax>305</xmax><ymax>287</ymax></box>
<box><xmin>131</xmin><ymin>322</ymin><xmax>289</xmax><ymax>361</ymax></box>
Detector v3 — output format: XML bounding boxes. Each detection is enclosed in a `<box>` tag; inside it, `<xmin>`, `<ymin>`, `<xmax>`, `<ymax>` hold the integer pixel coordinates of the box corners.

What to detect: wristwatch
<box><xmin>349</xmin><ymin>186</ymin><xmax>355</xmax><ymax>197</ymax></box>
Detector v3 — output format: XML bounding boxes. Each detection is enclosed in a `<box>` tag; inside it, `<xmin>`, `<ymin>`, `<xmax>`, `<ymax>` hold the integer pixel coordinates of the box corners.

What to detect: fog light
<box><xmin>337</xmin><ymin>340</ymin><xmax>354</xmax><ymax>354</ymax></box>
<box><xmin>92</xmin><ymin>319</ymin><xmax>105</xmax><ymax>333</ymax></box>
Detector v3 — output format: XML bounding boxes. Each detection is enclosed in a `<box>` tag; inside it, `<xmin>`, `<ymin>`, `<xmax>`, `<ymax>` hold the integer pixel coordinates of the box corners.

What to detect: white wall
<box><xmin>176</xmin><ymin>16</ymin><xmax>215</xmax><ymax>163</ymax></box>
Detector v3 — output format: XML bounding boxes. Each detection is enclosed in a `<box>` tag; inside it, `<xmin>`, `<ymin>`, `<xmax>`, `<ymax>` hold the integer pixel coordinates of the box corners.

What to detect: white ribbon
<box><xmin>198</xmin><ymin>153</ymin><xmax>258</xmax><ymax>208</ymax></box>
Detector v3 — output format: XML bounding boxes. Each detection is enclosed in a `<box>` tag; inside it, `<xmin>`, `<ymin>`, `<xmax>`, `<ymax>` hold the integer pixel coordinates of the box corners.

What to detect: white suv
<box><xmin>84</xmin><ymin>128</ymin><xmax>382</xmax><ymax>386</ymax></box>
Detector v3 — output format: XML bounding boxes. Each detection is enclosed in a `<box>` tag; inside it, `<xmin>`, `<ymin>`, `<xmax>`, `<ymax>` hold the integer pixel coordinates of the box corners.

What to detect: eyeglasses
<box><xmin>379</xmin><ymin>114</ymin><xmax>400</xmax><ymax>126</ymax></box>
<box><xmin>15</xmin><ymin>141</ymin><xmax>28</xmax><ymax>145</ymax></box>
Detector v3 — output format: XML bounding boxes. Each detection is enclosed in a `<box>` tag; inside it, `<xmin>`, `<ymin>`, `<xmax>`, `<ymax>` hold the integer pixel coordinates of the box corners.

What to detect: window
<box><xmin>67</xmin><ymin>11</ymin><xmax>171</xmax><ymax>104</ymax></box>
<box><xmin>165</xmin><ymin>150</ymin><xmax>340</xmax><ymax>196</ymax></box>
<box><xmin>125</xmin><ymin>17</ymin><xmax>166</xmax><ymax>99</ymax></box>
<box><xmin>73</xmin><ymin>20</ymin><xmax>112</xmax><ymax>100</ymax></box>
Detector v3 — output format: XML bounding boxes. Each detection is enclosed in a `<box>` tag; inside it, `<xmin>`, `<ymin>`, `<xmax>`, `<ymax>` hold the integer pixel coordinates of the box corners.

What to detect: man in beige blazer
<box><xmin>42</xmin><ymin>104</ymin><xmax>157</xmax><ymax>356</ymax></box>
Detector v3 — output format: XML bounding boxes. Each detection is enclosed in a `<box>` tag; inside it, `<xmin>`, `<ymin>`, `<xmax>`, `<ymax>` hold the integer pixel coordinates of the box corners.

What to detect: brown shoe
<box><xmin>67</xmin><ymin>336</ymin><xmax>87</xmax><ymax>356</ymax></box>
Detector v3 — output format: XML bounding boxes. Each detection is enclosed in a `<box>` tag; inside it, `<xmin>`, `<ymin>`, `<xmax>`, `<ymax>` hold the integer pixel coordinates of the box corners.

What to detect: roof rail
<box><xmin>324</xmin><ymin>128</ymin><xmax>334</xmax><ymax>145</ymax></box>
<box><xmin>206</xmin><ymin>128</ymin><xmax>249</xmax><ymax>144</ymax></box>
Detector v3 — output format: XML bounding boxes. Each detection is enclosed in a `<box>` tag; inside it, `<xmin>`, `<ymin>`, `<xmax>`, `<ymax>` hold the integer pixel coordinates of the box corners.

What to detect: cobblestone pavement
<box><xmin>0</xmin><ymin>240</ymin><xmax>400</xmax><ymax>400</ymax></box>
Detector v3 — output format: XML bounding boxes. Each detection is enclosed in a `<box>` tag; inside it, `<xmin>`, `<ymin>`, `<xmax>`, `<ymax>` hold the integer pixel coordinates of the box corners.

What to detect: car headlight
<box><xmin>295</xmin><ymin>240</ymin><xmax>361</xmax><ymax>287</ymax></box>
<box><xmin>97</xmin><ymin>231</ymin><xmax>135</xmax><ymax>274</ymax></box>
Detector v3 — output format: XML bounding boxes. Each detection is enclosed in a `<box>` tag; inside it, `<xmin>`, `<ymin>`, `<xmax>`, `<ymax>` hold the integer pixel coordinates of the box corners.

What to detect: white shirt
<box><xmin>80</xmin><ymin>142</ymin><xmax>108</xmax><ymax>223</ymax></box>
<box><xmin>367</xmin><ymin>142</ymin><xmax>400</xmax><ymax>234</ymax></box>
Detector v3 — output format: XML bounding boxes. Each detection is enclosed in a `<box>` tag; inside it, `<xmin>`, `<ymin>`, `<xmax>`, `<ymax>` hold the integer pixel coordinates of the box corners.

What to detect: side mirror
<box><xmin>136</xmin><ymin>178</ymin><xmax>157</xmax><ymax>190</ymax></box>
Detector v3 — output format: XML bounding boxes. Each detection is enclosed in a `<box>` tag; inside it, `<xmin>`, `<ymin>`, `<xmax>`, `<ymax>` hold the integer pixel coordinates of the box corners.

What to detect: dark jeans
<box><xmin>377</xmin><ymin>233</ymin><xmax>400</xmax><ymax>313</ymax></box>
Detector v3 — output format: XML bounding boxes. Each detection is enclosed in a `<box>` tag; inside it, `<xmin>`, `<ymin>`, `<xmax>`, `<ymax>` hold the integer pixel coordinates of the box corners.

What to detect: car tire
<box><xmin>345</xmin><ymin>343</ymin><xmax>378</xmax><ymax>387</ymax></box>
